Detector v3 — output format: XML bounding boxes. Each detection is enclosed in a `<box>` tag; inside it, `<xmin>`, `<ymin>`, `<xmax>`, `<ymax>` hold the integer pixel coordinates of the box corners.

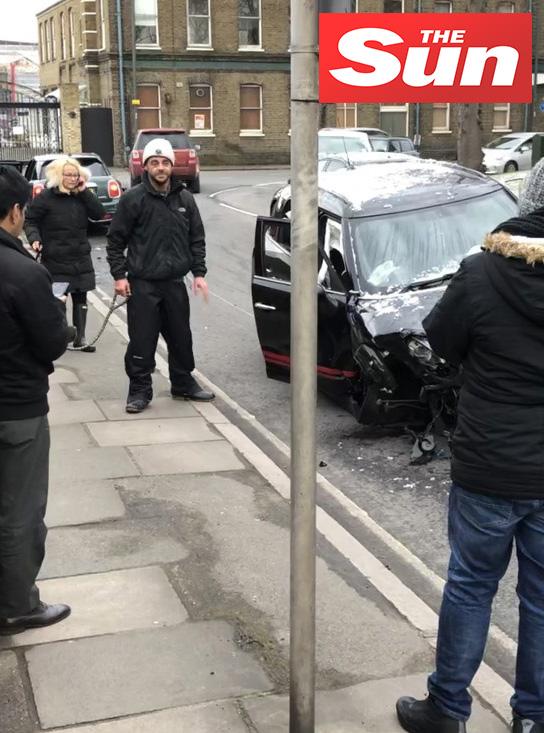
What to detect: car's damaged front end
<box><xmin>346</xmin><ymin>288</ymin><xmax>460</xmax><ymax>464</ymax></box>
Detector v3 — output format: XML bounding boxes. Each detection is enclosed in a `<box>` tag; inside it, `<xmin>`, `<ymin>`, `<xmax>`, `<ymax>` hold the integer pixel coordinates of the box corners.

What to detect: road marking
<box><xmin>87</xmin><ymin>289</ymin><xmax>516</xmax><ymax>724</ymax></box>
<box><xmin>254</xmin><ymin>181</ymin><xmax>285</xmax><ymax>187</ymax></box>
<box><xmin>218</xmin><ymin>202</ymin><xmax>258</xmax><ymax>218</ymax></box>
<box><xmin>209</xmin><ymin>185</ymin><xmax>245</xmax><ymax>198</ymax></box>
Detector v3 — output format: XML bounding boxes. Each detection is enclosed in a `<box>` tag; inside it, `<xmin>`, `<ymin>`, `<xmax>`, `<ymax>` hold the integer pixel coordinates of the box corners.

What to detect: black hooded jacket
<box><xmin>106</xmin><ymin>174</ymin><xmax>206</xmax><ymax>281</ymax></box>
<box><xmin>0</xmin><ymin>228</ymin><xmax>72</xmax><ymax>420</ymax></box>
<box><xmin>423</xmin><ymin>218</ymin><xmax>544</xmax><ymax>499</ymax></box>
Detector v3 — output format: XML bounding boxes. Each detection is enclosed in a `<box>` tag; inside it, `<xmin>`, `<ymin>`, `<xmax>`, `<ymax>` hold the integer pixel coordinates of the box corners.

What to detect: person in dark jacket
<box><xmin>106</xmin><ymin>138</ymin><xmax>214</xmax><ymax>413</ymax></box>
<box><xmin>0</xmin><ymin>165</ymin><xmax>74</xmax><ymax>635</ymax></box>
<box><xmin>396</xmin><ymin>159</ymin><xmax>544</xmax><ymax>733</ymax></box>
<box><xmin>25</xmin><ymin>156</ymin><xmax>105</xmax><ymax>352</ymax></box>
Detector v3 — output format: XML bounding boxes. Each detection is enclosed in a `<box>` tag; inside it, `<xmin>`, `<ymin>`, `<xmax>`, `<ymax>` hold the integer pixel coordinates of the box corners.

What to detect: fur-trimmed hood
<box><xmin>483</xmin><ymin>232</ymin><xmax>544</xmax><ymax>265</ymax></box>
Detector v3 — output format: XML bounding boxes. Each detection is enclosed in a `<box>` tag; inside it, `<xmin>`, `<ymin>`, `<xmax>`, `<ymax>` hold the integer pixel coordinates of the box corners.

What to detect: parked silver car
<box><xmin>482</xmin><ymin>132</ymin><xmax>540</xmax><ymax>174</ymax></box>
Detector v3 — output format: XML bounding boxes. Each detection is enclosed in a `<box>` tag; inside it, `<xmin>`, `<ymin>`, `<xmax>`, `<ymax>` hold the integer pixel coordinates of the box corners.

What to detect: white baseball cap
<box><xmin>142</xmin><ymin>138</ymin><xmax>175</xmax><ymax>166</ymax></box>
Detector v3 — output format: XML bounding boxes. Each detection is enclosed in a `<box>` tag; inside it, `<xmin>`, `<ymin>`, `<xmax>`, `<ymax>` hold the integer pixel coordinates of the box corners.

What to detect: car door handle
<box><xmin>255</xmin><ymin>302</ymin><xmax>277</xmax><ymax>311</ymax></box>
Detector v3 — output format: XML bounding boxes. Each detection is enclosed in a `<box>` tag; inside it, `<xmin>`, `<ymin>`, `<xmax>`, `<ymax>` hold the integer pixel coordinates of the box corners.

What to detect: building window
<box><xmin>99</xmin><ymin>0</ymin><xmax>107</xmax><ymax>49</ymax></box>
<box><xmin>434</xmin><ymin>0</ymin><xmax>452</xmax><ymax>10</ymax></box>
<box><xmin>137</xmin><ymin>84</ymin><xmax>161</xmax><ymax>128</ymax></box>
<box><xmin>384</xmin><ymin>0</ymin><xmax>403</xmax><ymax>10</ymax></box>
<box><xmin>68</xmin><ymin>8</ymin><xmax>75</xmax><ymax>58</ymax></box>
<box><xmin>39</xmin><ymin>23</ymin><xmax>45</xmax><ymax>63</ymax></box>
<box><xmin>497</xmin><ymin>1</ymin><xmax>514</xmax><ymax>10</ymax></box>
<box><xmin>239</xmin><ymin>0</ymin><xmax>261</xmax><ymax>49</ymax></box>
<box><xmin>432</xmin><ymin>103</ymin><xmax>451</xmax><ymax>132</ymax></box>
<box><xmin>135</xmin><ymin>0</ymin><xmax>159</xmax><ymax>47</ymax></box>
<box><xmin>379</xmin><ymin>105</ymin><xmax>408</xmax><ymax>135</ymax></box>
<box><xmin>240</xmin><ymin>84</ymin><xmax>263</xmax><ymax>132</ymax></box>
<box><xmin>60</xmin><ymin>13</ymin><xmax>66</xmax><ymax>60</ymax></box>
<box><xmin>187</xmin><ymin>0</ymin><xmax>211</xmax><ymax>47</ymax></box>
<box><xmin>336</xmin><ymin>103</ymin><xmax>357</xmax><ymax>127</ymax></box>
<box><xmin>493</xmin><ymin>103</ymin><xmax>511</xmax><ymax>131</ymax></box>
<box><xmin>189</xmin><ymin>84</ymin><xmax>213</xmax><ymax>132</ymax></box>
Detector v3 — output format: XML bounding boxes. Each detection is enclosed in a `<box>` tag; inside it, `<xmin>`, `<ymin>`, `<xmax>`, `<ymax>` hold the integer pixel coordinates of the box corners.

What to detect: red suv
<box><xmin>129</xmin><ymin>128</ymin><xmax>201</xmax><ymax>192</ymax></box>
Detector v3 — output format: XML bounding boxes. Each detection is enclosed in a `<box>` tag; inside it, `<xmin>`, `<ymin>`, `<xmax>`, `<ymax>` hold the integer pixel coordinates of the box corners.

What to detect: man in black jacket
<box><xmin>0</xmin><ymin>165</ymin><xmax>73</xmax><ymax>635</ymax></box>
<box><xmin>396</xmin><ymin>160</ymin><xmax>544</xmax><ymax>733</ymax></box>
<box><xmin>107</xmin><ymin>138</ymin><xmax>214</xmax><ymax>413</ymax></box>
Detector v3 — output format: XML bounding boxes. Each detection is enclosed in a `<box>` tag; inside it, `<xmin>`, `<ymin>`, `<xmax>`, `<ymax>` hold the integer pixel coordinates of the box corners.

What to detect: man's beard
<box><xmin>149</xmin><ymin>171</ymin><xmax>171</xmax><ymax>190</ymax></box>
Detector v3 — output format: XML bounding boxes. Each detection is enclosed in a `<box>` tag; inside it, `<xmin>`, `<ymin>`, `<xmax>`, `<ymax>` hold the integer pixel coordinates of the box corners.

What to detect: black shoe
<box><xmin>396</xmin><ymin>696</ymin><xmax>466</xmax><ymax>733</ymax></box>
<box><xmin>172</xmin><ymin>384</ymin><xmax>215</xmax><ymax>402</ymax></box>
<box><xmin>0</xmin><ymin>602</ymin><xmax>71</xmax><ymax>636</ymax></box>
<box><xmin>513</xmin><ymin>715</ymin><xmax>544</xmax><ymax>732</ymax></box>
<box><xmin>126</xmin><ymin>397</ymin><xmax>150</xmax><ymax>414</ymax></box>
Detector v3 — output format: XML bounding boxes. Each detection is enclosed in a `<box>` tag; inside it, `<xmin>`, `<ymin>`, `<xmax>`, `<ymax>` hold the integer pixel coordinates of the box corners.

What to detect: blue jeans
<box><xmin>428</xmin><ymin>483</ymin><xmax>544</xmax><ymax>722</ymax></box>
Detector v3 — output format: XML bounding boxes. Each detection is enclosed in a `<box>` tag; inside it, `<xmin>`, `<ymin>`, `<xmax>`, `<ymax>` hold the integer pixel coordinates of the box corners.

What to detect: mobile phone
<box><xmin>52</xmin><ymin>282</ymin><xmax>70</xmax><ymax>299</ymax></box>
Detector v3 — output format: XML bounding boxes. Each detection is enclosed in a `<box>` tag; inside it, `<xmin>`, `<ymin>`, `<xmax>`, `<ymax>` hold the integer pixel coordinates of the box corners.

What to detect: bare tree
<box><xmin>456</xmin><ymin>0</ymin><xmax>487</xmax><ymax>170</ymax></box>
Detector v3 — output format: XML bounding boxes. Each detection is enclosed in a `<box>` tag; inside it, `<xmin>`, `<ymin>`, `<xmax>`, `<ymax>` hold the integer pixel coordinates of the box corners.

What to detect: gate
<box><xmin>0</xmin><ymin>83</ymin><xmax>62</xmax><ymax>161</ymax></box>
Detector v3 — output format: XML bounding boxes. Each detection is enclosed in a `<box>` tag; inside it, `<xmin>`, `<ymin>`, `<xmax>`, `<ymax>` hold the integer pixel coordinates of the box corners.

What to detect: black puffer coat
<box><xmin>423</xmin><ymin>219</ymin><xmax>544</xmax><ymax>499</ymax></box>
<box><xmin>24</xmin><ymin>187</ymin><xmax>105</xmax><ymax>291</ymax></box>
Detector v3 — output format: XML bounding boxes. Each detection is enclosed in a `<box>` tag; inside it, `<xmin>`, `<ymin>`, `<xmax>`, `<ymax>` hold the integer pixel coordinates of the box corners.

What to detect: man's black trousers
<box><xmin>0</xmin><ymin>415</ymin><xmax>49</xmax><ymax>617</ymax></box>
<box><xmin>125</xmin><ymin>278</ymin><xmax>195</xmax><ymax>399</ymax></box>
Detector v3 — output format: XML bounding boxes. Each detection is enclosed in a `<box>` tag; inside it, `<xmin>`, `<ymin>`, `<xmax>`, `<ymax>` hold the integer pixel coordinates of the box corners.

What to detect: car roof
<box><xmin>32</xmin><ymin>153</ymin><xmax>103</xmax><ymax>161</ymax></box>
<box><xmin>489</xmin><ymin>132</ymin><xmax>535</xmax><ymax>140</ymax></box>
<box><xmin>319</xmin><ymin>128</ymin><xmax>370</xmax><ymax>138</ymax></box>
<box><xmin>317</xmin><ymin>158</ymin><xmax>508</xmax><ymax>218</ymax></box>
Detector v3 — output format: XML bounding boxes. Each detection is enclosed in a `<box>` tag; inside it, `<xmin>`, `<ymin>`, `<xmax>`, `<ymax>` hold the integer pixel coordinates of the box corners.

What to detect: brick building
<box><xmin>36</xmin><ymin>0</ymin><xmax>544</xmax><ymax>166</ymax></box>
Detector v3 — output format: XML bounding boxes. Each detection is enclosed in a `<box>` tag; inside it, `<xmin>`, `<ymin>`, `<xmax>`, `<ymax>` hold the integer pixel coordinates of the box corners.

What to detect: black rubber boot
<box><xmin>72</xmin><ymin>303</ymin><xmax>96</xmax><ymax>352</ymax></box>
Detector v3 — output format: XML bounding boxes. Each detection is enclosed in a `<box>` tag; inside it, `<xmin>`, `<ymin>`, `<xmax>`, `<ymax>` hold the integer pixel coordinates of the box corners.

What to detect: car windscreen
<box><xmin>486</xmin><ymin>136</ymin><xmax>525</xmax><ymax>150</ymax></box>
<box><xmin>319</xmin><ymin>136</ymin><xmax>369</xmax><ymax>156</ymax></box>
<box><xmin>349</xmin><ymin>189</ymin><xmax>518</xmax><ymax>294</ymax></box>
<box><xmin>136</xmin><ymin>132</ymin><xmax>191</xmax><ymax>149</ymax></box>
<box><xmin>39</xmin><ymin>158</ymin><xmax>108</xmax><ymax>179</ymax></box>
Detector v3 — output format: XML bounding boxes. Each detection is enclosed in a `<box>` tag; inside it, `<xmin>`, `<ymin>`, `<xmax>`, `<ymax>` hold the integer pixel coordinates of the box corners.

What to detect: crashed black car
<box><xmin>251</xmin><ymin>157</ymin><xmax>518</xmax><ymax>462</ymax></box>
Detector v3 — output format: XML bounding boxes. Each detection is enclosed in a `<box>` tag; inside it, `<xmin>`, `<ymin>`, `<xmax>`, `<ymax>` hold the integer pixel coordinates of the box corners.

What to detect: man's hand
<box><xmin>31</xmin><ymin>241</ymin><xmax>42</xmax><ymax>252</ymax></box>
<box><xmin>114</xmin><ymin>278</ymin><xmax>131</xmax><ymax>298</ymax></box>
<box><xmin>192</xmin><ymin>276</ymin><xmax>209</xmax><ymax>303</ymax></box>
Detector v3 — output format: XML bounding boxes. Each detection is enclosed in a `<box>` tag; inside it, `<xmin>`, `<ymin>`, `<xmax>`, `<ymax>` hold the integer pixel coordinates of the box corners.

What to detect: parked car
<box><xmin>369</xmin><ymin>136</ymin><xmax>420</xmax><ymax>157</ymax></box>
<box><xmin>350</xmin><ymin>127</ymin><xmax>390</xmax><ymax>137</ymax></box>
<box><xmin>129</xmin><ymin>128</ymin><xmax>201</xmax><ymax>192</ymax></box>
<box><xmin>318</xmin><ymin>151</ymin><xmax>411</xmax><ymax>173</ymax></box>
<box><xmin>318</xmin><ymin>128</ymin><xmax>372</xmax><ymax>157</ymax></box>
<box><xmin>253</xmin><ymin>159</ymin><xmax>518</xmax><ymax>461</ymax></box>
<box><xmin>23</xmin><ymin>153</ymin><xmax>122</xmax><ymax>226</ymax></box>
<box><xmin>482</xmin><ymin>132</ymin><xmax>539</xmax><ymax>174</ymax></box>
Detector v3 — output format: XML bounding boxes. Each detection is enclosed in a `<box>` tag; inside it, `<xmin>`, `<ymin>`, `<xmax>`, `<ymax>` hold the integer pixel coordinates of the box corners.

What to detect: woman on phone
<box><xmin>24</xmin><ymin>157</ymin><xmax>105</xmax><ymax>352</ymax></box>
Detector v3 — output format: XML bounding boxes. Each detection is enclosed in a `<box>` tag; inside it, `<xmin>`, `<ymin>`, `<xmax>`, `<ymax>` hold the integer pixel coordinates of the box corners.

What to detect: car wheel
<box><xmin>130</xmin><ymin>176</ymin><xmax>141</xmax><ymax>187</ymax></box>
<box><xmin>190</xmin><ymin>175</ymin><xmax>200</xmax><ymax>194</ymax></box>
<box><xmin>504</xmin><ymin>161</ymin><xmax>518</xmax><ymax>173</ymax></box>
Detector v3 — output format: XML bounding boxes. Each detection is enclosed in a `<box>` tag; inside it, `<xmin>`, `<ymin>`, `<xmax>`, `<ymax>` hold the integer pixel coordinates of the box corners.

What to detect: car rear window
<box><xmin>136</xmin><ymin>132</ymin><xmax>192</xmax><ymax>150</ymax></box>
<box><xmin>39</xmin><ymin>157</ymin><xmax>108</xmax><ymax>179</ymax></box>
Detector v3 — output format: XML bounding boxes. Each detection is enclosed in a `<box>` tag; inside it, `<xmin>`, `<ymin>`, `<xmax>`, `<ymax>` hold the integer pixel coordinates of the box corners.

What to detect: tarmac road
<box><xmin>89</xmin><ymin>168</ymin><xmax>520</xmax><ymax>676</ymax></box>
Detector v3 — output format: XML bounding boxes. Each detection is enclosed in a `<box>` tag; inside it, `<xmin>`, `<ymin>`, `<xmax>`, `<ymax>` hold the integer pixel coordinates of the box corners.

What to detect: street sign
<box><xmin>131</xmin><ymin>99</ymin><xmax>140</xmax><ymax>106</ymax></box>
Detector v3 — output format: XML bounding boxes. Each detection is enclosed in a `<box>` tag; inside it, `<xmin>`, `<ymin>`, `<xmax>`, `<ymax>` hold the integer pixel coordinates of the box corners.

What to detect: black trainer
<box><xmin>125</xmin><ymin>397</ymin><xmax>150</xmax><ymax>414</ymax></box>
<box><xmin>396</xmin><ymin>696</ymin><xmax>466</xmax><ymax>733</ymax></box>
<box><xmin>0</xmin><ymin>602</ymin><xmax>71</xmax><ymax>636</ymax></box>
<box><xmin>513</xmin><ymin>715</ymin><xmax>544</xmax><ymax>733</ymax></box>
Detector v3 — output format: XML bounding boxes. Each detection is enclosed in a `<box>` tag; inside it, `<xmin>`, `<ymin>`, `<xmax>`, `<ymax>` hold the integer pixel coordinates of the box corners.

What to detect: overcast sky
<box><xmin>1</xmin><ymin>1</ymin><xmax>55</xmax><ymax>44</ymax></box>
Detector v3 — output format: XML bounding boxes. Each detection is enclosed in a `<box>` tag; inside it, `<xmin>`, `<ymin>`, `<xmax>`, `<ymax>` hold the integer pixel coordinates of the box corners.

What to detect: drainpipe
<box><xmin>115</xmin><ymin>0</ymin><xmax>128</xmax><ymax>164</ymax></box>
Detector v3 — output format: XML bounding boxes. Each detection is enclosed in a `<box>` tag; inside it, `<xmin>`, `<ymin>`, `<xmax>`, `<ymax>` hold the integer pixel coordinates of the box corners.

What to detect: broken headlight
<box><xmin>406</xmin><ymin>336</ymin><xmax>444</xmax><ymax>368</ymax></box>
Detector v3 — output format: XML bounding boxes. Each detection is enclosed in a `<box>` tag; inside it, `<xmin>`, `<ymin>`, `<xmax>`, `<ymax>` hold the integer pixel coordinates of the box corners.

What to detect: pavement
<box><xmin>0</xmin><ymin>296</ymin><xmax>511</xmax><ymax>731</ymax></box>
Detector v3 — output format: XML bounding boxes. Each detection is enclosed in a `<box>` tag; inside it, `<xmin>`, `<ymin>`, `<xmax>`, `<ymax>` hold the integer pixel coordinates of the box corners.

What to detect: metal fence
<box><xmin>0</xmin><ymin>84</ymin><xmax>61</xmax><ymax>161</ymax></box>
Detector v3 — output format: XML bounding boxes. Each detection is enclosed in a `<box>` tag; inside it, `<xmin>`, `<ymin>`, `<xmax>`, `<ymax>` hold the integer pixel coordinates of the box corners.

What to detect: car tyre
<box><xmin>190</xmin><ymin>175</ymin><xmax>200</xmax><ymax>194</ymax></box>
<box><xmin>130</xmin><ymin>176</ymin><xmax>141</xmax><ymax>187</ymax></box>
<box><xmin>504</xmin><ymin>161</ymin><xmax>518</xmax><ymax>173</ymax></box>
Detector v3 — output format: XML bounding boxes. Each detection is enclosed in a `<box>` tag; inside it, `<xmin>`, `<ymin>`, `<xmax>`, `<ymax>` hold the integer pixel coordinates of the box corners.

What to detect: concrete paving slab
<box><xmin>193</xmin><ymin>401</ymin><xmax>231</xmax><ymax>424</ymax></box>
<box><xmin>87</xmin><ymin>418</ymin><xmax>222</xmax><ymax>447</ymax></box>
<box><xmin>50</xmin><ymin>367</ymin><xmax>78</xmax><ymax>384</ymax></box>
<box><xmin>39</xmin><ymin>519</ymin><xmax>189</xmax><ymax>578</ymax></box>
<box><xmin>50</xmin><ymin>447</ymin><xmax>139</xmax><ymax>484</ymax></box>
<box><xmin>243</xmin><ymin>675</ymin><xmax>508</xmax><ymax>732</ymax></box>
<box><xmin>50</xmin><ymin>423</ymin><xmax>96</xmax><ymax>451</ymax></box>
<box><xmin>47</xmin><ymin>701</ymin><xmax>248</xmax><ymax>733</ymax></box>
<box><xmin>1</xmin><ymin>567</ymin><xmax>187</xmax><ymax>649</ymax></box>
<box><xmin>27</xmin><ymin>622</ymin><xmax>273</xmax><ymax>729</ymax></box>
<box><xmin>98</xmin><ymin>397</ymin><xmax>198</xmax><ymax>421</ymax></box>
<box><xmin>0</xmin><ymin>651</ymin><xmax>36</xmax><ymax>733</ymax></box>
<box><xmin>46</xmin><ymin>479</ymin><xmax>126</xmax><ymax>527</ymax></box>
<box><xmin>48</xmin><ymin>399</ymin><xmax>105</xmax><ymax>426</ymax></box>
<box><xmin>129</xmin><ymin>441</ymin><xmax>244</xmax><ymax>475</ymax></box>
<box><xmin>48</xmin><ymin>383</ymin><xmax>68</xmax><ymax>403</ymax></box>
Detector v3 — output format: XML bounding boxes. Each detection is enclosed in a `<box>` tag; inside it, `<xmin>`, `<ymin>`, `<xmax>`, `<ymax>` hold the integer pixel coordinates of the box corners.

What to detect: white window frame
<box><xmin>189</xmin><ymin>83</ymin><xmax>214</xmax><ymax>136</ymax></box>
<box><xmin>187</xmin><ymin>0</ymin><xmax>212</xmax><ymax>49</ymax></box>
<box><xmin>60</xmin><ymin>13</ymin><xmax>66</xmax><ymax>60</ymax></box>
<box><xmin>68</xmin><ymin>8</ymin><xmax>75</xmax><ymax>58</ymax></box>
<box><xmin>379</xmin><ymin>104</ymin><xmax>409</xmax><ymax>135</ymax></box>
<box><xmin>239</xmin><ymin>0</ymin><xmax>262</xmax><ymax>51</ymax></box>
<box><xmin>336</xmin><ymin>103</ymin><xmax>357</xmax><ymax>128</ymax></box>
<box><xmin>50</xmin><ymin>17</ymin><xmax>56</xmax><ymax>61</ymax></box>
<box><xmin>137</xmin><ymin>83</ymin><xmax>162</xmax><ymax>128</ymax></box>
<box><xmin>432</xmin><ymin>103</ymin><xmax>451</xmax><ymax>133</ymax></box>
<box><xmin>98</xmin><ymin>0</ymin><xmax>106</xmax><ymax>50</ymax></box>
<box><xmin>434</xmin><ymin>0</ymin><xmax>452</xmax><ymax>11</ymax></box>
<box><xmin>492</xmin><ymin>103</ymin><xmax>511</xmax><ymax>132</ymax></box>
<box><xmin>240</xmin><ymin>84</ymin><xmax>264</xmax><ymax>136</ymax></box>
<box><xmin>135</xmin><ymin>0</ymin><xmax>160</xmax><ymax>49</ymax></box>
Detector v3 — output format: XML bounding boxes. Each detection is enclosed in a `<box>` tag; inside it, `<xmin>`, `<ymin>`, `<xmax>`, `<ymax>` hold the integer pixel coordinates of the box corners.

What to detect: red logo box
<box><xmin>319</xmin><ymin>13</ymin><xmax>532</xmax><ymax>103</ymax></box>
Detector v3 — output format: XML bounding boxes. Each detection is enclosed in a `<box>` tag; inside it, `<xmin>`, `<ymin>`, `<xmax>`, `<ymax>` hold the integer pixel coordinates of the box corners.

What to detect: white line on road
<box><xmin>218</xmin><ymin>202</ymin><xmax>258</xmax><ymax>218</ymax></box>
<box><xmin>208</xmin><ymin>185</ymin><xmax>245</xmax><ymax>198</ymax></box>
<box><xmin>87</xmin><ymin>289</ymin><xmax>516</xmax><ymax>725</ymax></box>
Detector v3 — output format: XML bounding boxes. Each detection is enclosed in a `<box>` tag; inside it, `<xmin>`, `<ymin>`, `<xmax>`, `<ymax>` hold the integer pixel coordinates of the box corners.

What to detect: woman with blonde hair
<box><xmin>24</xmin><ymin>156</ymin><xmax>105</xmax><ymax>351</ymax></box>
